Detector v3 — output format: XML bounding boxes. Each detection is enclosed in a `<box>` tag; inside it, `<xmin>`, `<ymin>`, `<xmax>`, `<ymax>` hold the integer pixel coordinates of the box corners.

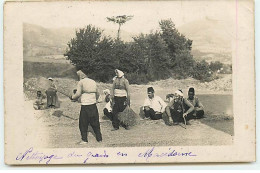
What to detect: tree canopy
<box><xmin>107</xmin><ymin>15</ymin><xmax>134</xmax><ymax>40</ymax></box>
<box><xmin>65</xmin><ymin>19</ymin><xmax>226</xmax><ymax>84</ymax></box>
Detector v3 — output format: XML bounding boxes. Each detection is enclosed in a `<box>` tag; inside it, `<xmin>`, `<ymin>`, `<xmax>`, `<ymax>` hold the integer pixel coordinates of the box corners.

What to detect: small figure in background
<box><xmin>103</xmin><ymin>89</ymin><xmax>113</xmax><ymax>121</ymax></box>
<box><xmin>33</xmin><ymin>91</ymin><xmax>45</xmax><ymax>110</ymax></box>
<box><xmin>45</xmin><ymin>77</ymin><xmax>59</xmax><ymax>108</ymax></box>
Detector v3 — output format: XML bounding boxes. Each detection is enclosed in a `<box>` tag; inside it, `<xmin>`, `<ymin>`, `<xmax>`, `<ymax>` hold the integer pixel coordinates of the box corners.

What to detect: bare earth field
<box><xmin>23</xmin><ymin>75</ymin><xmax>233</xmax><ymax>148</ymax></box>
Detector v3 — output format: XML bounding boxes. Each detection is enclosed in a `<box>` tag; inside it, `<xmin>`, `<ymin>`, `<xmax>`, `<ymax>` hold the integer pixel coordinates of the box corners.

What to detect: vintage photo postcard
<box><xmin>4</xmin><ymin>0</ymin><xmax>255</xmax><ymax>164</ymax></box>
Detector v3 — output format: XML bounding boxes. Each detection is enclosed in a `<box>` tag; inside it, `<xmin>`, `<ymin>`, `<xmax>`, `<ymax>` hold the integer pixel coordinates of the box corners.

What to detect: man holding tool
<box><xmin>165</xmin><ymin>90</ymin><xmax>194</xmax><ymax>127</ymax></box>
<box><xmin>70</xmin><ymin>70</ymin><xmax>102</xmax><ymax>144</ymax></box>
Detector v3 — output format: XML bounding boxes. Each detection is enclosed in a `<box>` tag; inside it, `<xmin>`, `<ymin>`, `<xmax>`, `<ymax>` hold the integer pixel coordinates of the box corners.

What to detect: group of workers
<box><xmin>33</xmin><ymin>69</ymin><xmax>204</xmax><ymax>145</ymax></box>
<box><xmin>33</xmin><ymin>77</ymin><xmax>59</xmax><ymax>110</ymax></box>
<box><xmin>140</xmin><ymin>86</ymin><xmax>204</xmax><ymax>126</ymax></box>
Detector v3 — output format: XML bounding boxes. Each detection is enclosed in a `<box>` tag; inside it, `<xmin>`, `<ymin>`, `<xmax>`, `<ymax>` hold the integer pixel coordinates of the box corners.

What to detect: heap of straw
<box><xmin>118</xmin><ymin>106</ymin><xmax>137</xmax><ymax>126</ymax></box>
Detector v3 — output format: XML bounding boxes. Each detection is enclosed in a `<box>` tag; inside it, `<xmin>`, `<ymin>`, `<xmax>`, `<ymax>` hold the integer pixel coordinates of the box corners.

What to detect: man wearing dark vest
<box><xmin>71</xmin><ymin>70</ymin><xmax>102</xmax><ymax>144</ymax></box>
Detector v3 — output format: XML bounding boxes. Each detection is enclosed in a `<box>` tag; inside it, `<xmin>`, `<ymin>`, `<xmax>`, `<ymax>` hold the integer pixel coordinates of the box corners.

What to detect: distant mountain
<box><xmin>178</xmin><ymin>18</ymin><xmax>233</xmax><ymax>64</ymax></box>
<box><xmin>24</xmin><ymin>20</ymin><xmax>233</xmax><ymax>64</ymax></box>
<box><xmin>23</xmin><ymin>23</ymin><xmax>75</xmax><ymax>57</ymax></box>
<box><xmin>23</xmin><ymin>23</ymin><xmax>135</xmax><ymax>57</ymax></box>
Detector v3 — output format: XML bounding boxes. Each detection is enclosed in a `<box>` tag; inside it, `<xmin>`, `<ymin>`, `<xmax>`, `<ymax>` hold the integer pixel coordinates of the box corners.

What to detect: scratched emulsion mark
<box><xmin>16</xmin><ymin>147</ymin><xmax>63</xmax><ymax>164</ymax></box>
<box><xmin>235</xmin><ymin>0</ymin><xmax>238</xmax><ymax>91</ymax></box>
<box><xmin>138</xmin><ymin>147</ymin><xmax>197</xmax><ymax>161</ymax></box>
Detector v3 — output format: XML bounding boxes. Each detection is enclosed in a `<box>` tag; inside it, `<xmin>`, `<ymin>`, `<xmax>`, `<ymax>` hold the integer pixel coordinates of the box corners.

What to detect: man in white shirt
<box><xmin>71</xmin><ymin>70</ymin><xmax>102</xmax><ymax>144</ymax></box>
<box><xmin>143</xmin><ymin>87</ymin><xmax>167</xmax><ymax>120</ymax></box>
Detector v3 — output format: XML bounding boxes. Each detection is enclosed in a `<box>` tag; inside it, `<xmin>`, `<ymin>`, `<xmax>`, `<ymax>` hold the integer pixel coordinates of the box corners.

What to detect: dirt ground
<box><xmin>23</xmin><ymin>88</ymin><xmax>234</xmax><ymax>148</ymax></box>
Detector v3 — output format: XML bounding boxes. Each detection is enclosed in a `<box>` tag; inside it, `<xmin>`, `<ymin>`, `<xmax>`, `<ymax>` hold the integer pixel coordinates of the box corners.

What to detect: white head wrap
<box><xmin>76</xmin><ymin>70</ymin><xmax>87</xmax><ymax>79</ymax></box>
<box><xmin>115</xmin><ymin>69</ymin><xmax>124</xmax><ymax>78</ymax></box>
<box><xmin>174</xmin><ymin>90</ymin><xmax>183</xmax><ymax>97</ymax></box>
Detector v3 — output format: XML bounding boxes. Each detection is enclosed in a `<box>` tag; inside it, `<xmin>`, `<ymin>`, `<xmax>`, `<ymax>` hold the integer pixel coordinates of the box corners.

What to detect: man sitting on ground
<box><xmin>142</xmin><ymin>87</ymin><xmax>167</xmax><ymax>120</ymax></box>
<box><xmin>165</xmin><ymin>90</ymin><xmax>194</xmax><ymax>125</ymax></box>
<box><xmin>186</xmin><ymin>87</ymin><xmax>204</xmax><ymax>119</ymax></box>
<box><xmin>33</xmin><ymin>91</ymin><xmax>45</xmax><ymax>110</ymax></box>
<box><xmin>103</xmin><ymin>89</ymin><xmax>113</xmax><ymax>121</ymax></box>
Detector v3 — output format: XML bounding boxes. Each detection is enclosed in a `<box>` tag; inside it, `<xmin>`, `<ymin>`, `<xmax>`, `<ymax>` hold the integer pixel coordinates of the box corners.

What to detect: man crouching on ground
<box><xmin>70</xmin><ymin>70</ymin><xmax>102</xmax><ymax>145</ymax></box>
<box><xmin>187</xmin><ymin>87</ymin><xmax>205</xmax><ymax>119</ymax></box>
<box><xmin>165</xmin><ymin>90</ymin><xmax>194</xmax><ymax>125</ymax></box>
<box><xmin>142</xmin><ymin>87</ymin><xmax>167</xmax><ymax>120</ymax></box>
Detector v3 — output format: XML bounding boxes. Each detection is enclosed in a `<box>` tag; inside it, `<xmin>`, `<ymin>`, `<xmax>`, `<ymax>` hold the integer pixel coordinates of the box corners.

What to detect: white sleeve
<box><xmin>72</xmin><ymin>81</ymin><xmax>82</xmax><ymax>100</ymax></box>
<box><xmin>143</xmin><ymin>98</ymin><xmax>150</xmax><ymax>107</ymax></box>
<box><xmin>158</xmin><ymin>96</ymin><xmax>167</xmax><ymax>112</ymax></box>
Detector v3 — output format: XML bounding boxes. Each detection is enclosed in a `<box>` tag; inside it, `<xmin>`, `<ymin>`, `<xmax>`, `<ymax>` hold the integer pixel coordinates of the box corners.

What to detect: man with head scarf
<box><xmin>71</xmin><ymin>70</ymin><xmax>102</xmax><ymax>144</ymax></box>
<box><xmin>186</xmin><ymin>87</ymin><xmax>204</xmax><ymax>119</ymax></box>
<box><xmin>111</xmin><ymin>69</ymin><xmax>130</xmax><ymax>131</ymax></box>
<box><xmin>165</xmin><ymin>89</ymin><xmax>194</xmax><ymax>125</ymax></box>
<box><xmin>142</xmin><ymin>87</ymin><xmax>167</xmax><ymax>120</ymax></box>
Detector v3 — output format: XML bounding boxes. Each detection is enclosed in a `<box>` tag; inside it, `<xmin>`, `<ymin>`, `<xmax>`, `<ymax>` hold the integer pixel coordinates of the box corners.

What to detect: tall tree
<box><xmin>159</xmin><ymin>19</ymin><xmax>194</xmax><ymax>78</ymax></box>
<box><xmin>106</xmin><ymin>15</ymin><xmax>133</xmax><ymax>40</ymax></box>
<box><xmin>132</xmin><ymin>32</ymin><xmax>170</xmax><ymax>80</ymax></box>
<box><xmin>64</xmin><ymin>25</ymin><xmax>115</xmax><ymax>82</ymax></box>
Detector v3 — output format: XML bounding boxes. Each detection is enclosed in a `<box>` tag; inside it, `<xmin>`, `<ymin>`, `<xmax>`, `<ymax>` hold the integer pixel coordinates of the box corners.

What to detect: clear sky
<box><xmin>20</xmin><ymin>0</ymin><xmax>236</xmax><ymax>33</ymax></box>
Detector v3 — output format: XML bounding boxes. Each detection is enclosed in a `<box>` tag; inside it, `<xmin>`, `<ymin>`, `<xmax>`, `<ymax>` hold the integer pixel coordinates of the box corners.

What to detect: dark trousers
<box><xmin>112</xmin><ymin>96</ymin><xmax>127</xmax><ymax>129</ymax></box>
<box><xmin>170</xmin><ymin>109</ymin><xmax>201</xmax><ymax>123</ymax></box>
<box><xmin>79</xmin><ymin>104</ymin><xmax>102</xmax><ymax>142</ymax></box>
<box><xmin>170</xmin><ymin>109</ymin><xmax>184</xmax><ymax>123</ymax></box>
<box><xmin>187</xmin><ymin>110</ymin><xmax>205</xmax><ymax>119</ymax></box>
<box><xmin>46</xmin><ymin>89</ymin><xmax>57</xmax><ymax>107</ymax></box>
<box><xmin>103</xmin><ymin>108</ymin><xmax>113</xmax><ymax>121</ymax></box>
<box><xmin>144</xmin><ymin>108</ymin><xmax>162</xmax><ymax>120</ymax></box>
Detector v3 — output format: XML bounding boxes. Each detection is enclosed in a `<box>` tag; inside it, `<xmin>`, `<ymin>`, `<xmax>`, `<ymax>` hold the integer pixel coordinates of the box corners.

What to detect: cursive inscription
<box><xmin>83</xmin><ymin>150</ymin><xmax>109</xmax><ymax>164</ymax></box>
<box><xmin>16</xmin><ymin>147</ymin><xmax>197</xmax><ymax>164</ymax></box>
<box><xmin>138</xmin><ymin>147</ymin><xmax>197</xmax><ymax>161</ymax></box>
<box><xmin>16</xmin><ymin>147</ymin><xmax>63</xmax><ymax>164</ymax></box>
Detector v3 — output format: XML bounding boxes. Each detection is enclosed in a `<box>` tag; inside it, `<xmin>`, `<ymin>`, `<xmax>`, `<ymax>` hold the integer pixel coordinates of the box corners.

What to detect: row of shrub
<box><xmin>64</xmin><ymin>19</ymin><xmax>230</xmax><ymax>84</ymax></box>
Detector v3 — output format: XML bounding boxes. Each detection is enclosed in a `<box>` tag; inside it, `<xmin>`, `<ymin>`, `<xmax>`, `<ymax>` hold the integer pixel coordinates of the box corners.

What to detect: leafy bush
<box><xmin>209</xmin><ymin>61</ymin><xmax>224</xmax><ymax>72</ymax></box>
<box><xmin>65</xmin><ymin>20</ymin><xmax>218</xmax><ymax>84</ymax></box>
<box><xmin>192</xmin><ymin>60</ymin><xmax>212</xmax><ymax>82</ymax></box>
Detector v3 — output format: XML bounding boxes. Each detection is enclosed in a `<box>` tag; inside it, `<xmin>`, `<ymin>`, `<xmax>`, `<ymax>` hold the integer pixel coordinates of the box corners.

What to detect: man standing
<box><xmin>143</xmin><ymin>87</ymin><xmax>167</xmax><ymax>120</ymax></box>
<box><xmin>45</xmin><ymin>77</ymin><xmax>59</xmax><ymax>108</ymax></box>
<box><xmin>165</xmin><ymin>90</ymin><xmax>194</xmax><ymax>125</ymax></box>
<box><xmin>111</xmin><ymin>69</ymin><xmax>130</xmax><ymax>131</ymax></box>
<box><xmin>71</xmin><ymin>70</ymin><xmax>102</xmax><ymax>144</ymax></box>
<box><xmin>187</xmin><ymin>87</ymin><xmax>204</xmax><ymax>119</ymax></box>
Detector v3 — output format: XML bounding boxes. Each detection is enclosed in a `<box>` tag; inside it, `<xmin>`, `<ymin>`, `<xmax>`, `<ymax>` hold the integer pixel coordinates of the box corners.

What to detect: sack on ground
<box><xmin>118</xmin><ymin>106</ymin><xmax>137</xmax><ymax>126</ymax></box>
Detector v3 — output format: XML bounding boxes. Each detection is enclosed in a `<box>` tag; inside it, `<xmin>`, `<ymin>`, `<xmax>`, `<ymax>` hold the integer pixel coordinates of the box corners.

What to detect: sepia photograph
<box><xmin>4</xmin><ymin>0</ymin><xmax>255</xmax><ymax>164</ymax></box>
